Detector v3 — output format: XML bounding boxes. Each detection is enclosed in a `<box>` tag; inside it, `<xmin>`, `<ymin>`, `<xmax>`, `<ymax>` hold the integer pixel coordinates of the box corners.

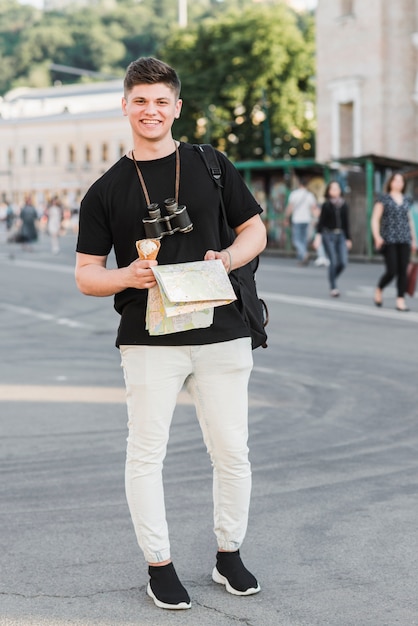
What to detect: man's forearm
<box><xmin>226</xmin><ymin>220</ymin><xmax>267</xmax><ymax>271</ymax></box>
<box><xmin>75</xmin><ymin>264</ymin><xmax>130</xmax><ymax>297</ymax></box>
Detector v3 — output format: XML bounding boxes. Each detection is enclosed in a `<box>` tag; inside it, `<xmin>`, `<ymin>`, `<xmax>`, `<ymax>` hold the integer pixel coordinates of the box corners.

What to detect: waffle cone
<box><xmin>136</xmin><ymin>238</ymin><xmax>161</xmax><ymax>260</ymax></box>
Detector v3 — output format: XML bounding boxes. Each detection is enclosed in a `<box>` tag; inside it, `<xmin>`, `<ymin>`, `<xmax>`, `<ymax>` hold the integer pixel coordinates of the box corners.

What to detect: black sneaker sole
<box><xmin>146</xmin><ymin>582</ymin><xmax>191</xmax><ymax>610</ymax></box>
<box><xmin>212</xmin><ymin>566</ymin><xmax>261</xmax><ymax>596</ymax></box>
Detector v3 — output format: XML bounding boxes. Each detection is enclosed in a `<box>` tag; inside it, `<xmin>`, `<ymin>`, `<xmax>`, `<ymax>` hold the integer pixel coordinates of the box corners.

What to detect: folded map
<box><xmin>146</xmin><ymin>259</ymin><xmax>236</xmax><ymax>335</ymax></box>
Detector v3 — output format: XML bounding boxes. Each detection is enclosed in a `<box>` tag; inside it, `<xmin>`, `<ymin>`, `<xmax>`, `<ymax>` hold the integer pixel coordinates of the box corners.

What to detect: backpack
<box><xmin>193</xmin><ymin>143</ymin><xmax>268</xmax><ymax>349</ymax></box>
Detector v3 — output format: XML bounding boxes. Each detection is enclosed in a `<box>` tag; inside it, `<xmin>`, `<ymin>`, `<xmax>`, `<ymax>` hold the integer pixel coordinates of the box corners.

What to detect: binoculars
<box><xmin>142</xmin><ymin>198</ymin><xmax>193</xmax><ymax>239</ymax></box>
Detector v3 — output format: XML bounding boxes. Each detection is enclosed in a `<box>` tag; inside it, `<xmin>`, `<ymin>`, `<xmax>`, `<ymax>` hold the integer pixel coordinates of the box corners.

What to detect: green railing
<box><xmin>233</xmin><ymin>155</ymin><xmax>418</xmax><ymax>259</ymax></box>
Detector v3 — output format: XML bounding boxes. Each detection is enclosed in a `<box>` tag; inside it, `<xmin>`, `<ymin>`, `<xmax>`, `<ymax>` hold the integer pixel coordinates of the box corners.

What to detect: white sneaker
<box><xmin>314</xmin><ymin>257</ymin><xmax>329</xmax><ymax>267</ymax></box>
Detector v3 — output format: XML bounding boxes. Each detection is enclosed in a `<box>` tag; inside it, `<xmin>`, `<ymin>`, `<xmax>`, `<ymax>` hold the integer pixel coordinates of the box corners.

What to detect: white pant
<box><xmin>120</xmin><ymin>339</ymin><xmax>253</xmax><ymax>564</ymax></box>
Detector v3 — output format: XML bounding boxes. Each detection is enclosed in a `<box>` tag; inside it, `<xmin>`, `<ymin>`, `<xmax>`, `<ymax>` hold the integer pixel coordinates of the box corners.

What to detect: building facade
<box><xmin>0</xmin><ymin>80</ymin><xmax>131</xmax><ymax>212</ymax></box>
<box><xmin>316</xmin><ymin>0</ymin><xmax>418</xmax><ymax>163</ymax></box>
<box><xmin>3</xmin><ymin>0</ymin><xmax>418</xmax><ymax>253</ymax></box>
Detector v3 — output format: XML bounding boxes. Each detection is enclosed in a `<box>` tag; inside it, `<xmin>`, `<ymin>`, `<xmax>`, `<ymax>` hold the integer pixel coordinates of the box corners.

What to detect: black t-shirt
<box><xmin>77</xmin><ymin>142</ymin><xmax>262</xmax><ymax>347</ymax></box>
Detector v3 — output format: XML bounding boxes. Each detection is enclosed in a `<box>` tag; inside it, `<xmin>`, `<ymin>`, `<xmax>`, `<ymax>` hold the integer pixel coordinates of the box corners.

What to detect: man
<box><xmin>285</xmin><ymin>176</ymin><xmax>317</xmax><ymax>265</ymax></box>
<box><xmin>75</xmin><ymin>57</ymin><xmax>266</xmax><ymax>611</ymax></box>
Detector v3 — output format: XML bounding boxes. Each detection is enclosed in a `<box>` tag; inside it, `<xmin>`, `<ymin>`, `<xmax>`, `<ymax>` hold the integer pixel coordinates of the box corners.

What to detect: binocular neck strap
<box><xmin>131</xmin><ymin>142</ymin><xmax>180</xmax><ymax>206</ymax></box>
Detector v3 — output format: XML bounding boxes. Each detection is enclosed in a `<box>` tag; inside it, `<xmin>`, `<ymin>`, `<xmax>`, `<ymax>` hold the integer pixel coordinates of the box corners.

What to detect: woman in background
<box><xmin>313</xmin><ymin>181</ymin><xmax>352</xmax><ymax>297</ymax></box>
<box><xmin>371</xmin><ymin>172</ymin><xmax>416</xmax><ymax>311</ymax></box>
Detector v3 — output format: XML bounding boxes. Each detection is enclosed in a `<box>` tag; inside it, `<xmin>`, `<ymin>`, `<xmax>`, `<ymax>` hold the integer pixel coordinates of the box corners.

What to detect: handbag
<box><xmin>194</xmin><ymin>144</ymin><xmax>268</xmax><ymax>349</ymax></box>
<box><xmin>406</xmin><ymin>259</ymin><xmax>418</xmax><ymax>297</ymax></box>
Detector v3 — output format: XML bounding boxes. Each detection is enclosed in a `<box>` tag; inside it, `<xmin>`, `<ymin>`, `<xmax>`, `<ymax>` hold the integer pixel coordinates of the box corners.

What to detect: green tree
<box><xmin>62</xmin><ymin>10</ymin><xmax>126</xmax><ymax>73</ymax></box>
<box><xmin>0</xmin><ymin>0</ymin><xmax>42</xmax><ymax>92</ymax></box>
<box><xmin>160</xmin><ymin>4</ymin><xmax>315</xmax><ymax>160</ymax></box>
<box><xmin>0</xmin><ymin>0</ymin><xmax>316</xmax><ymax>161</ymax></box>
<box><xmin>101</xmin><ymin>2</ymin><xmax>173</xmax><ymax>66</ymax></box>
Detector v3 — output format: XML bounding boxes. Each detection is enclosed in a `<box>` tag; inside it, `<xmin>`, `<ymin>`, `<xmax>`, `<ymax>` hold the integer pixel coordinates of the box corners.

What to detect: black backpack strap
<box><xmin>193</xmin><ymin>143</ymin><xmax>231</xmax><ymax>240</ymax></box>
<box><xmin>194</xmin><ymin>143</ymin><xmax>223</xmax><ymax>188</ymax></box>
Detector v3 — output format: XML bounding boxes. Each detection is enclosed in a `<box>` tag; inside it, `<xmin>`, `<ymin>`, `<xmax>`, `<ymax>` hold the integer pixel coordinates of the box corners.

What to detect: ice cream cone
<box><xmin>136</xmin><ymin>238</ymin><xmax>161</xmax><ymax>260</ymax></box>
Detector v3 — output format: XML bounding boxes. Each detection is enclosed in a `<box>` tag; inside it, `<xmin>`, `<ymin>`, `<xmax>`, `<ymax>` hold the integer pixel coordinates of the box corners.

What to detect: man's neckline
<box><xmin>127</xmin><ymin>140</ymin><xmax>180</xmax><ymax>162</ymax></box>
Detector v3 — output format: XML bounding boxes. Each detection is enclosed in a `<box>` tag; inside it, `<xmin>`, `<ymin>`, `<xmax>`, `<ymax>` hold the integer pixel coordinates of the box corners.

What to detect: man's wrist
<box><xmin>222</xmin><ymin>248</ymin><xmax>233</xmax><ymax>273</ymax></box>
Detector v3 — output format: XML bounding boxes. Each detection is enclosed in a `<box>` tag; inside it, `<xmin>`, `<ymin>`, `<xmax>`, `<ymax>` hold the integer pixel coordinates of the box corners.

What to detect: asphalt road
<box><xmin>1</xmin><ymin>231</ymin><xmax>418</xmax><ymax>626</ymax></box>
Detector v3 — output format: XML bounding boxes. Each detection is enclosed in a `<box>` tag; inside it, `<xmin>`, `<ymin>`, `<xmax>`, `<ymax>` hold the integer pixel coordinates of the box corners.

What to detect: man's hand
<box><xmin>204</xmin><ymin>249</ymin><xmax>232</xmax><ymax>273</ymax></box>
<box><xmin>125</xmin><ymin>258</ymin><xmax>158</xmax><ymax>290</ymax></box>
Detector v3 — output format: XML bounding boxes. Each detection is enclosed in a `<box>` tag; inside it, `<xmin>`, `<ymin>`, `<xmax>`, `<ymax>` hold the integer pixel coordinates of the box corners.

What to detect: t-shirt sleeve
<box><xmin>76</xmin><ymin>183</ymin><xmax>113</xmax><ymax>256</ymax></box>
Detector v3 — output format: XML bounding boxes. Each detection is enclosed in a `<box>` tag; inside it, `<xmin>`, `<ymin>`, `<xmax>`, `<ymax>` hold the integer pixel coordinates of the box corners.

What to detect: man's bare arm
<box><xmin>204</xmin><ymin>214</ymin><xmax>267</xmax><ymax>273</ymax></box>
<box><xmin>75</xmin><ymin>252</ymin><xmax>157</xmax><ymax>296</ymax></box>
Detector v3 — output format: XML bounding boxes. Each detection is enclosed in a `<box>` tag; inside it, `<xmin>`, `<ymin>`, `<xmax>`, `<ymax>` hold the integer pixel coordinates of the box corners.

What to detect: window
<box><xmin>37</xmin><ymin>146</ymin><xmax>43</xmax><ymax>164</ymax></box>
<box><xmin>341</xmin><ymin>0</ymin><xmax>353</xmax><ymax>15</ymax></box>
<box><xmin>22</xmin><ymin>147</ymin><xmax>27</xmax><ymax>165</ymax></box>
<box><xmin>119</xmin><ymin>143</ymin><xmax>125</xmax><ymax>158</ymax></box>
<box><xmin>329</xmin><ymin>77</ymin><xmax>362</xmax><ymax>158</ymax></box>
<box><xmin>53</xmin><ymin>145</ymin><xmax>59</xmax><ymax>163</ymax></box>
<box><xmin>68</xmin><ymin>145</ymin><xmax>75</xmax><ymax>163</ymax></box>
<box><xmin>339</xmin><ymin>102</ymin><xmax>354</xmax><ymax>158</ymax></box>
<box><xmin>85</xmin><ymin>145</ymin><xmax>91</xmax><ymax>163</ymax></box>
<box><xmin>7</xmin><ymin>149</ymin><xmax>13</xmax><ymax>166</ymax></box>
<box><xmin>101</xmin><ymin>143</ymin><xmax>108</xmax><ymax>162</ymax></box>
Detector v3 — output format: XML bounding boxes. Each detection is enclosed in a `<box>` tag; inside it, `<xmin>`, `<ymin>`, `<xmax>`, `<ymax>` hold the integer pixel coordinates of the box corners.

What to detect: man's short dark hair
<box><xmin>124</xmin><ymin>57</ymin><xmax>181</xmax><ymax>98</ymax></box>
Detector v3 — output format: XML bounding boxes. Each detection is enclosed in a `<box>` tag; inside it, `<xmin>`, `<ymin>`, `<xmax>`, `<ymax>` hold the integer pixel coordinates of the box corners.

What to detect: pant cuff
<box><xmin>217</xmin><ymin>540</ymin><xmax>241</xmax><ymax>552</ymax></box>
<box><xmin>144</xmin><ymin>548</ymin><xmax>171</xmax><ymax>564</ymax></box>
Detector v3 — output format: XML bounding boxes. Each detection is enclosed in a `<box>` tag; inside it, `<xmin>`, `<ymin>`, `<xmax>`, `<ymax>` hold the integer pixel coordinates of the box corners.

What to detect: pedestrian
<box><xmin>284</xmin><ymin>176</ymin><xmax>317</xmax><ymax>265</ymax></box>
<box><xmin>5</xmin><ymin>200</ymin><xmax>15</xmax><ymax>232</ymax></box>
<box><xmin>371</xmin><ymin>172</ymin><xmax>417</xmax><ymax>311</ymax></box>
<box><xmin>312</xmin><ymin>205</ymin><xmax>329</xmax><ymax>267</ymax></box>
<box><xmin>18</xmin><ymin>195</ymin><xmax>38</xmax><ymax>251</ymax></box>
<box><xmin>0</xmin><ymin>200</ymin><xmax>8</xmax><ymax>242</ymax></box>
<box><xmin>75</xmin><ymin>56</ymin><xmax>266</xmax><ymax>611</ymax></box>
<box><xmin>46</xmin><ymin>196</ymin><xmax>63</xmax><ymax>254</ymax></box>
<box><xmin>313</xmin><ymin>240</ymin><xmax>330</xmax><ymax>267</ymax></box>
<box><xmin>313</xmin><ymin>181</ymin><xmax>352</xmax><ymax>297</ymax></box>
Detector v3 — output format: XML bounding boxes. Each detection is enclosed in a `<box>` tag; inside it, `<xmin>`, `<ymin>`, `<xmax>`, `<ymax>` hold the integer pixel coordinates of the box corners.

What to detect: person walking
<box><xmin>313</xmin><ymin>181</ymin><xmax>352</xmax><ymax>297</ymax></box>
<box><xmin>46</xmin><ymin>196</ymin><xmax>63</xmax><ymax>254</ymax></box>
<box><xmin>18</xmin><ymin>195</ymin><xmax>38</xmax><ymax>251</ymax></box>
<box><xmin>312</xmin><ymin>205</ymin><xmax>329</xmax><ymax>267</ymax></box>
<box><xmin>285</xmin><ymin>176</ymin><xmax>317</xmax><ymax>265</ymax></box>
<box><xmin>75</xmin><ymin>57</ymin><xmax>266</xmax><ymax>611</ymax></box>
<box><xmin>313</xmin><ymin>240</ymin><xmax>330</xmax><ymax>267</ymax></box>
<box><xmin>0</xmin><ymin>200</ymin><xmax>8</xmax><ymax>241</ymax></box>
<box><xmin>5</xmin><ymin>200</ymin><xmax>15</xmax><ymax>232</ymax></box>
<box><xmin>371</xmin><ymin>172</ymin><xmax>417</xmax><ymax>311</ymax></box>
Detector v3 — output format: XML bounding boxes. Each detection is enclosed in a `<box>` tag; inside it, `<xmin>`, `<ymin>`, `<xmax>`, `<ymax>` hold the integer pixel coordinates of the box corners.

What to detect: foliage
<box><xmin>160</xmin><ymin>4</ymin><xmax>316</xmax><ymax>159</ymax></box>
<box><xmin>0</xmin><ymin>0</ymin><xmax>315</xmax><ymax>160</ymax></box>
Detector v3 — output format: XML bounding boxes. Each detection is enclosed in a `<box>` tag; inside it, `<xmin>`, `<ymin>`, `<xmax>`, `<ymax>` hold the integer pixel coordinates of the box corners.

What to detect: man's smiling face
<box><xmin>122</xmin><ymin>83</ymin><xmax>182</xmax><ymax>143</ymax></box>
